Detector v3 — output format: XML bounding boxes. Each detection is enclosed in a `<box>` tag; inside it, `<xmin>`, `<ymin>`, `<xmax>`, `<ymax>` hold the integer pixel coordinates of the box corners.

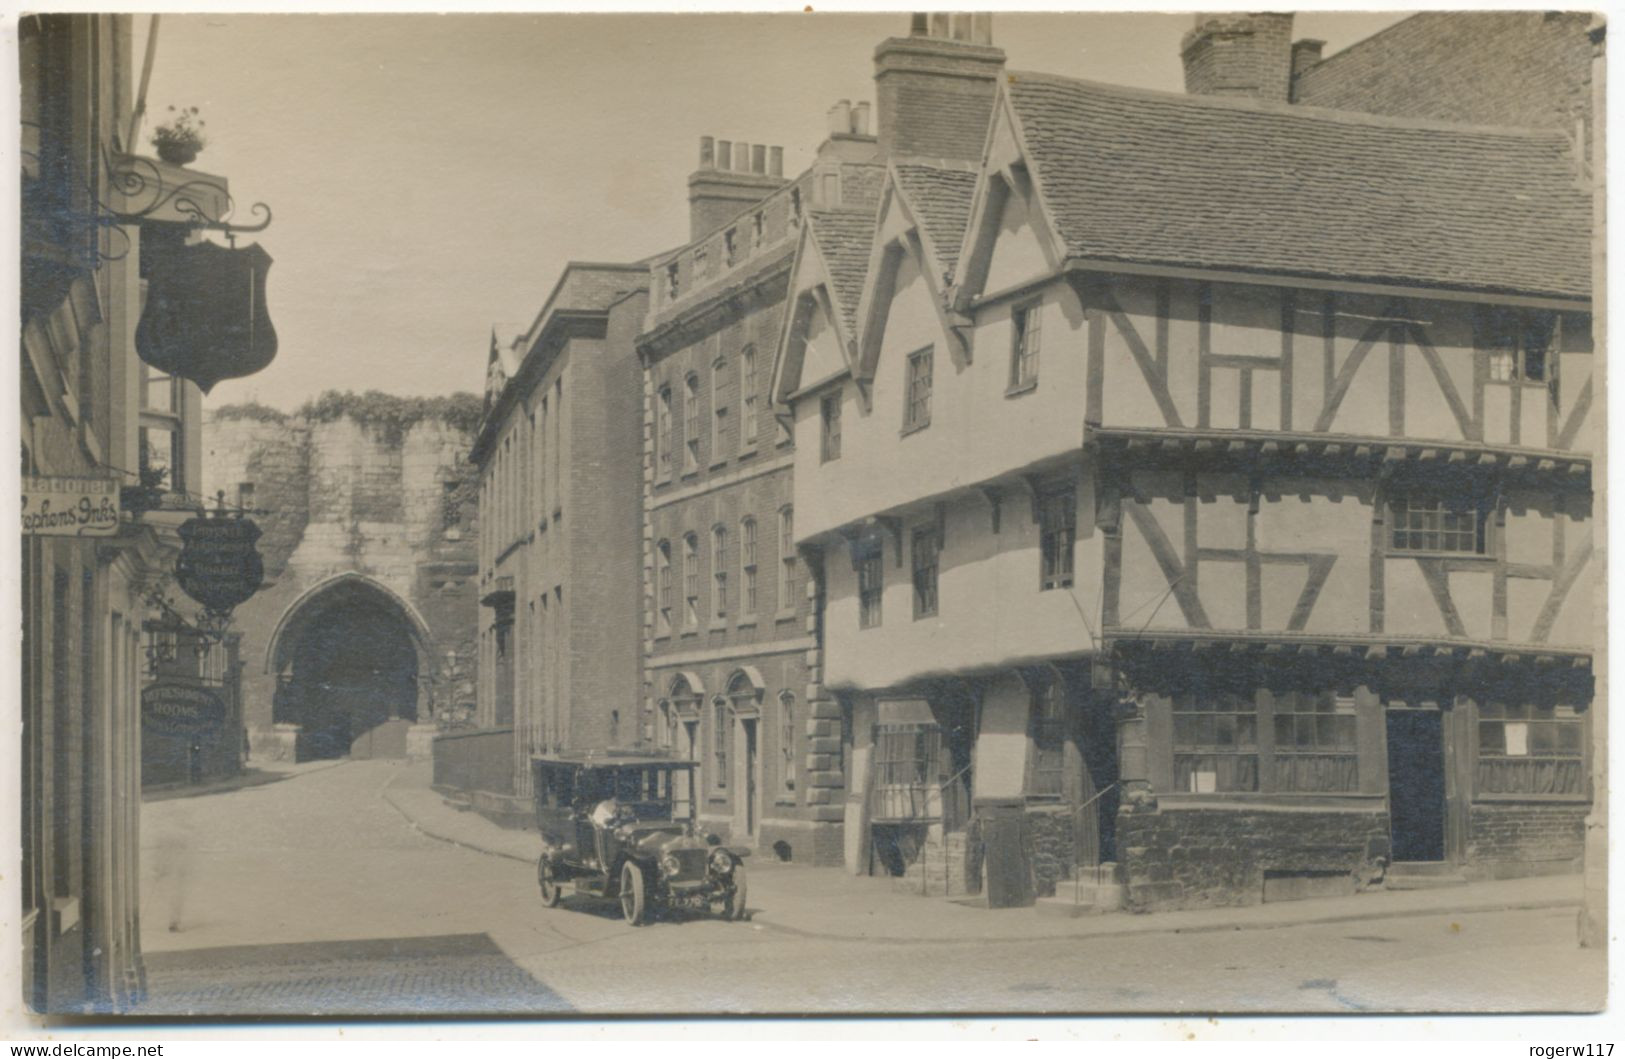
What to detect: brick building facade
<box><xmin>469</xmin><ymin>265</ymin><xmax>650</xmax><ymax>801</ymax></box>
<box><xmin>202</xmin><ymin>396</ymin><xmax>480</xmax><ymax>763</ymax></box>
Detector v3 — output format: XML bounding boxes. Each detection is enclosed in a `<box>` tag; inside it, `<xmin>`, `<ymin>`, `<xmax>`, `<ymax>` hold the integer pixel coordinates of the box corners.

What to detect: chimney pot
<box><xmin>752</xmin><ymin>144</ymin><xmax>767</xmax><ymax>174</ymax></box>
<box><xmin>930</xmin><ymin>12</ymin><xmax>950</xmax><ymax>37</ymax></box>
<box><xmin>852</xmin><ymin>101</ymin><xmax>872</xmax><ymax>136</ymax></box>
<box><xmin>716</xmin><ymin>140</ymin><xmax>733</xmax><ymax>171</ymax></box>
<box><xmin>829</xmin><ymin>99</ymin><xmax>852</xmax><ymax>136</ymax></box>
<box><xmin>769</xmin><ymin>146</ymin><xmax>784</xmax><ymax>177</ymax></box>
<box><xmin>1182</xmin><ymin>12</ymin><xmax>1295</xmax><ymax>103</ymax></box>
<box><xmin>910</xmin><ymin>12</ymin><xmax>929</xmax><ymax>35</ymax></box>
<box><xmin>735</xmin><ymin>142</ymin><xmax>753</xmax><ymax>172</ymax></box>
<box><xmin>699</xmin><ymin>135</ymin><xmax>715</xmax><ymax>169</ymax></box>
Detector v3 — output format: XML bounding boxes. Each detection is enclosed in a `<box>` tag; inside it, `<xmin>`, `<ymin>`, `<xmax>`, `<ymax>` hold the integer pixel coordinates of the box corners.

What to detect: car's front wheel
<box><xmin>538</xmin><ymin>857</ymin><xmax>563</xmax><ymax>908</ymax></box>
<box><xmin>620</xmin><ymin>861</ymin><xmax>646</xmax><ymax>926</ymax></box>
<box><xmin>724</xmin><ymin>863</ymin><xmax>749</xmax><ymax>921</ymax></box>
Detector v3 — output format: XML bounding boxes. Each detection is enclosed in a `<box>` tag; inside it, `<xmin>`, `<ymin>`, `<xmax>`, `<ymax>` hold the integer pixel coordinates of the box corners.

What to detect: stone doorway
<box><xmin>268</xmin><ymin>576</ymin><xmax>431</xmax><ymax>761</ymax></box>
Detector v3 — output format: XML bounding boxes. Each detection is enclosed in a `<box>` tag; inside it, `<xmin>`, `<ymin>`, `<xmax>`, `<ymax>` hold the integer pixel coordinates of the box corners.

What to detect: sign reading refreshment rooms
<box><xmin>22</xmin><ymin>476</ymin><xmax>120</xmax><ymax>536</ymax></box>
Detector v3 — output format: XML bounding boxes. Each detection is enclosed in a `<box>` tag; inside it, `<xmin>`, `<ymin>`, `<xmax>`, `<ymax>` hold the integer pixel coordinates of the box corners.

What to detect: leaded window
<box><xmin>1027</xmin><ymin>668</ymin><xmax>1067</xmax><ymax>799</ymax></box>
<box><xmin>1173</xmin><ymin>692</ymin><xmax>1259</xmax><ymax>793</ymax></box>
<box><xmin>904</xmin><ymin>346</ymin><xmax>933</xmax><ymax>431</ymax></box>
<box><xmin>857</xmin><ymin>537</ymin><xmax>884</xmax><ymax>629</ymax></box>
<box><xmin>1389</xmin><ymin>497</ymin><xmax>1488</xmax><ymax>556</ymax></box>
<box><xmin>1478</xmin><ymin>702</ymin><xmax>1585</xmax><ymax>796</ymax></box>
<box><xmin>1272</xmin><ymin>691</ymin><xmax>1359</xmax><ymax>792</ymax></box>
<box><xmin>1011</xmin><ymin>300</ymin><xmax>1042</xmax><ymax>389</ymax></box>
<box><xmin>911</xmin><ymin>525</ymin><xmax>939</xmax><ymax>619</ymax></box>
<box><xmin>821</xmin><ymin>391</ymin><xmax>842</xmax><ymax>462</ymax></box>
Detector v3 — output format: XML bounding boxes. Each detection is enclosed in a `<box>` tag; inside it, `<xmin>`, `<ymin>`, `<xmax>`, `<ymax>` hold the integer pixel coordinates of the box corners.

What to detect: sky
<box><xmin>131</xmin><ymin>11</ymin><xmax>1409</xmax><ymax>412</ymax></box>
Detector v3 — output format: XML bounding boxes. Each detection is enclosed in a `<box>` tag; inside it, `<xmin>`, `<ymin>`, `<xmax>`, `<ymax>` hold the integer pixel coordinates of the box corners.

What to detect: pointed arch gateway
<box><xmin>266</xmin><ymin>573</ymin><xmax>434</xmax><ymax>760</ymax></box>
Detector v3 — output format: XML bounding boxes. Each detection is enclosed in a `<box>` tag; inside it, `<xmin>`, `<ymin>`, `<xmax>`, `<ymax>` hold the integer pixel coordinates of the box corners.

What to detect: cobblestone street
<box><xmin>135</xmin><ymin>760</ymin><xmax>1605</xmax><ymax>1016</ymax></box>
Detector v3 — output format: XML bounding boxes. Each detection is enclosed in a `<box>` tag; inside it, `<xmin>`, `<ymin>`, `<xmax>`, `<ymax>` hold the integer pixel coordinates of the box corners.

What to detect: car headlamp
<box><xmin>709</xmin><ymin>848</ymin><xmax>734</xmax><ymax>875</ymax></box>
<box><xmin>660</xmin><ymin>853</ymin><xmax>682</xmax><ymax>877</ymax></box>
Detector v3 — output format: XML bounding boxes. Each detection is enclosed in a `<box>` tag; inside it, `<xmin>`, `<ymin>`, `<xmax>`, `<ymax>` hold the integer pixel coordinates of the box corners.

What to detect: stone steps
<box><xmin>1037</xmin><ymin>862</ymin><xmax>1126</xmax><ymax>917</ymax></box>
<box><xmin>1385</xmin><ymin>860</ymin><xmax>1469</xmax><ymax>890</ymax></box>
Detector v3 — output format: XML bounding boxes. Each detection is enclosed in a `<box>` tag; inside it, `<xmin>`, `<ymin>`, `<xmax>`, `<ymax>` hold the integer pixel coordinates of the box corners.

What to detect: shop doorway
<box><xmin>1386</xmin><ymin>709</ymin><xmax>1447</xmax><ymax>862</ymax></box>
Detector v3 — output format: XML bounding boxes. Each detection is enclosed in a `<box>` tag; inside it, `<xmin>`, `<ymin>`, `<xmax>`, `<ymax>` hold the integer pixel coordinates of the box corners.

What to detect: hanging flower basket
<box><xmin>151</xmin><ymin>105</ymin><xmax>207</xmax><ymax>167</ymax></box>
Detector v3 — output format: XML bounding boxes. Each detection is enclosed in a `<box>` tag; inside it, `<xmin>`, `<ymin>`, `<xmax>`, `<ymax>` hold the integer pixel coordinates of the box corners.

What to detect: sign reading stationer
<box><xmin>141</xmin><ymin>682</ymin><xmax>226</xmax><ymax>735</ymax></box>
<box><xmin>175</xmin><ymin>515</ymin><xmax>266</xmax><ymax>612</ymax></box>
<box><xmin>22</xmin><ymin>476</ymin><xmax>120</xmax><ymax>536</ymax></box>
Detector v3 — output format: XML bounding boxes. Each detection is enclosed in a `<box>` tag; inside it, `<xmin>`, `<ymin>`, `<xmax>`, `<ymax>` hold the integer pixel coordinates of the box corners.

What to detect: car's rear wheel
<box><xmin>620</xmin><ymin>861</ymin><xmax>646</xmax><ymax>926</ymax></box>
<box><xmin>538</xmin><ymin>857</ymin><xmax>562</xmax><ymax>908</ymax></box>
<box><xmin>724</xmin><ymin>862</ymin><xmax>749</xmax><ymax>921</ymax></box>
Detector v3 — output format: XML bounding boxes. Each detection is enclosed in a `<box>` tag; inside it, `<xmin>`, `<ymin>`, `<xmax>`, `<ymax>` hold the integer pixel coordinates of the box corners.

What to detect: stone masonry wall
<box><xmin>1466</xmin><ymin>802</ymin><xmax>1586</xmax><ymax>879</ymax></box>
<box><xmin>204</xmin><ymin>401</ymin><xmax>479</xmax><ymax>759</ymax></box>
<box><xmin>1116</xmin><ymin>805</ymin><xmax>1390</xmax><ymax>912</ymax></box>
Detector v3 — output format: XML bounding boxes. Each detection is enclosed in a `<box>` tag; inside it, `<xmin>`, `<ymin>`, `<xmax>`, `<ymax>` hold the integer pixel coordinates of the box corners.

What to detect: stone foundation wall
<box><xmin>1466</xmin><ymin>801</ymin><xmax>1587</xmax><ymax>878</ymax></box>
<box><xmin>1026</xmin><ymin>806</ymin><xmax>1074</xmax><ymax>898</ymax></box>
<box><xmin>1117</xmin><ymin>804</ymin><xmax>1390</xmax><ymax>912</ymax></box>
<box><xmin>758</xmin><ymin>819</ymin><xmax>845</xmax><ymax>867</ymax></box>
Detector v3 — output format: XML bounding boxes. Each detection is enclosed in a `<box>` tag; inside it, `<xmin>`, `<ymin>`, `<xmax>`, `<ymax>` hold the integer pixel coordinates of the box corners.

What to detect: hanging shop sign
<box><xmin>22</xmin><ymin>475</ymin><xmax>120</xmax><ymax>536</ymax></box>
<box><xmin>135</xmin><ymin>241</ymin><xmax>278</xmax><ymax>393</ymax></box>
<box><xmin>175</xmin><ymin>515</ymin><xmax>265</xmax><ymax>611</ymax></box>
<box><xmin>141</xmin><ymin>682</ymin><xmax>226</xmax><ymax>735</ymax></box>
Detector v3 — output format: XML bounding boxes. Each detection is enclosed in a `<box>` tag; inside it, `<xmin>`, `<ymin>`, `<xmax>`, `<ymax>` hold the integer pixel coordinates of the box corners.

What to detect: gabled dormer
<box><xmin>853</xmin><ymin>162</ymin><xmax>978</xmax><ymax>382</ymax></box>
<box><xmin>771</xmin><ymin>207</ymin><xmax>874</xmax><ymax>409</ymax></box>
<box><xmin>952</xmin><ymin>87</ymin><xmax>1066</xmax><ymax>309</ymax></box>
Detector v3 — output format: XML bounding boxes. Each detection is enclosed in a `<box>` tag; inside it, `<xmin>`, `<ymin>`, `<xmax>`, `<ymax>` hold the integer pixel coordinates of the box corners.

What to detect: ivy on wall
<box><xmin>297</xmin><ymin>390</ymin><xmax>484</xmax><ymax>441</ymax></box>
<box><xmin>210</xmin><ymin>401</ymin><xmax>289</xmax><ymax>424</ymax></box>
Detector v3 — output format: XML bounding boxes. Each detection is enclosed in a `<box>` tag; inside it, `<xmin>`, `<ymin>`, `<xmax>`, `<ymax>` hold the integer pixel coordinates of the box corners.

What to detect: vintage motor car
<box><xmin>531</xmin><ymin>753</ymin><xmax>750</xmax><ymax>925</ymax></box>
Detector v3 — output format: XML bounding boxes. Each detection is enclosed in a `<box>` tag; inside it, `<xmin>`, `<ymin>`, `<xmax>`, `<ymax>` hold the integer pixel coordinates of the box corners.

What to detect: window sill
<box><xmin>774</xmin><ymin>608</ymin><xmax>798</xmax><ymax>624</ymax></box>
<box><xmin>680</xmin><ymin>628</ymin><xmax>699</xmax><ymax>639</ymax></box>
<box><xmin>900</xmin><ymin>421</ymin><xmax>931</xmax><ymax>438</ymax></box>
<box><xmin>1005</xmin><ymin>380</ymin><xmax>1038</xmax><ymax>399</ymax></box>
<box><xmin>709</xmin><ymin>459</ymin><xmax>728</xmax><ymax>472</ymax></box>
<box><xmin>681</xmin><ymin>470</ymin><xmax>700</xmax><ymax>482</ymax></box>
<box><xmin>737</xmin><ymin>616</ymin><xmax>757</xmax><ymax>629</ymax></box>
<box><xmin>775</xmin><ymin>796</ymin><xmax>797</xmax><ymax>807</ymax></box>
<box><xmin>1473</xmin><ymin>792</ymin><xmax>1590</xmax><ymax>804</ymax></box>
<box><xmin>654</xmin><ymin>631</ymin><xmax>671</xmax><ymax>643</ymax></box>
<box><xmin>1384</xmin><ymin>550</ymin><xmax>1493</xmax><ymax>562</ymax></box>
<box><xmin>738</xmin><ymin>445</ymin><xmax>758</xmax><ymax>460</ymax></box>
<box><xmin>708</xmin><ymin>620</ymin><xmax>728</xmax><ymax>633</ymax></box>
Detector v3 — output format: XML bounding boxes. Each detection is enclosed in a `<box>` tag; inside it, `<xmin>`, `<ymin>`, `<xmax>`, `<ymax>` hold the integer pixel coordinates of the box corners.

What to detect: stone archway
<box><xmin>266</xmin><ymin>574</ymin><xmax>433</xmax><ymax>761</ymax></box>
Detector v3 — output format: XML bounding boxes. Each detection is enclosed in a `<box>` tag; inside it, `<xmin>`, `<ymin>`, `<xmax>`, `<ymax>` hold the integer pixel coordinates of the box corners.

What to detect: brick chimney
<box><xmin>1288</xmin><ymin>38</ymin><xmax>1325</xmax><ymax>101</ymax></box>
<box><xmin>1181</xmin><ymin>13</ymin><xmax>1296</xmax><ymax>102</ymax></box>
<box><xmin>874</xmin><ymin>12</ymin><xmax>1005</xmax><ymax>161</ymax></box>
<box><xmin>688</xmin><ymin>135</ymin><xmax>789</xmax><ymax>241</ymax></box>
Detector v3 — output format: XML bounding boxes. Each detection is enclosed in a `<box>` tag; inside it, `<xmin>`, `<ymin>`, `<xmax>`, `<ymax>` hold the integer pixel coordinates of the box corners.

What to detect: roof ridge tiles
<box><xmin>1004</xmin><ymin>67</ymin><xmax>1578</xmax><ymax>142</ymax></box>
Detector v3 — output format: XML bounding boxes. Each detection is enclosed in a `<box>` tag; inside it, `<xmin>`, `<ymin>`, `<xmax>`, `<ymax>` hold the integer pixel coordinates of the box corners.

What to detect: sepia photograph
<box><xmin>10</xmin><ymin>6</ymin><xmax>1608</xmax><ymax>1027</ymax></box>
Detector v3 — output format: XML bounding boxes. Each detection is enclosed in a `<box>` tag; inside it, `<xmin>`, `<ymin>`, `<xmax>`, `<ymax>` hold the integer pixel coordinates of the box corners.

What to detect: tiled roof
<box><xmin>807</xmin><ymin>209</ymin><xmax>878</xmax><ymax>336</ymax></box>
<box><xmin>1004</xmin><ymin>71</ymin><xmax>1591</xmax><ymax>300</ymax></box>
<box><xmin>892</xmin><ymin>164</ymin><xmax>978</xmax><ymax>277</ymax></box>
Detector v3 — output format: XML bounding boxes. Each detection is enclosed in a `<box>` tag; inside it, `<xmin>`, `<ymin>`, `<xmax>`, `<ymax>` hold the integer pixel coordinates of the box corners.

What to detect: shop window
<box><xmin>1389</xmin><ymin>497</ymin><xmax>1488</xmax><ymax>556</ymax></box>
<box><xmin>911</xmin><ymin>525</ymin><xmax>939</xmax><ymax>619</ymax></box>
<box><xmin>1026</xmin><ymin>668</ymin><xmax>1067</xmax><ymax>799</ymax></box>
<box><xmin>1039</xmin><ymin>488</ymin><xmax>1076</xmax><ymax>590</ymax></box>
<box><xmin>875</xmin><ymin>723</ymin><xmax>940</xmax><ymax>789</ymax></box>
<box><xmin>1272</xmin><ymin>691</ymin><xmax>1359</xmax><ymax>792</ymax></box>
<box><xmin>1478</xmin><ymin>702</ymin><xmax>1585</xmax><ymax>796</ymax></box>
<box><xmin>1173</xmin><ymin>691</ymin><xmax>1259</xmax><ymax>793</ymax></box>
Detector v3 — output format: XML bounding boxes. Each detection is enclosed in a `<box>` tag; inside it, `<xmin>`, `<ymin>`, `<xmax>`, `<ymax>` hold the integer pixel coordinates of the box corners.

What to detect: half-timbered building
<box><xmin>772</xmin><ymin>15</ymin><xmax>1598</xmax><ymax>909</ymax></box>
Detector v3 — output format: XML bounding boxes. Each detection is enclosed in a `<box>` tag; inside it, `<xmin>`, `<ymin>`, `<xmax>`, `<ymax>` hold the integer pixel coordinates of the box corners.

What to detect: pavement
<box><xmin>380</xmin><ymin>759</ymin><xmax>1586</xmax><ymax>946</ymax></box>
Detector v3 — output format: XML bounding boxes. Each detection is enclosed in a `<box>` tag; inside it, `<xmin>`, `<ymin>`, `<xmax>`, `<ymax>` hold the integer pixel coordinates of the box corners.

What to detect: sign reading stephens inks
<box><xmin>175</xmin><ymin>515</ymin><xmax>266</xmax><ymax>612</ymax></box>
<box><xmin>21</xmin><ymin>476</ymin><xmax>120</xmax><ymax>536</ymax></box>
<box><xmin>141</xmin><ymin>682</ymin><xmax>226</xmax><ymax>734</ymax></box>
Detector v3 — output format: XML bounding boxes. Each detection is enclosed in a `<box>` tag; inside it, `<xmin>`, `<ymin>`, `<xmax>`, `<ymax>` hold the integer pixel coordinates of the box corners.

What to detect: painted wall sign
<box><xmin>141</xmin><ymin>682</ymin><xmax>226</xmax><ymax>734</ymax></box>
<box><xmin>21</xmin><ymin>476</ymin><xmax>119</xmax><ymax>536</ymax></box>
<box><xmin>175</xmin><ymin>515</ymin><xmax>265</xmax><ymax>611</ymax></box>
<box><xmin>135</xmin><ymin>241</ymin><xmax>278</xmax><ymax>393</ymax></box>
